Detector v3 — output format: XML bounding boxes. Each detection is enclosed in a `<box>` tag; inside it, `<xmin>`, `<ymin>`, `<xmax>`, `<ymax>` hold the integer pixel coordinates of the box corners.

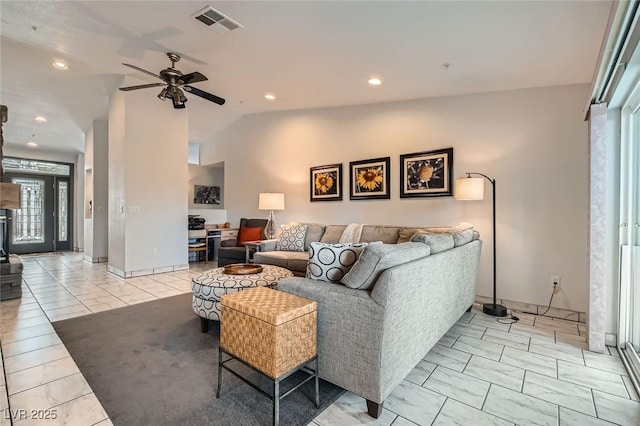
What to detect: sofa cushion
<box><xmin>303</xmin><ymin>224</ymin><xmax>326</xmax><ymax>250</ymax></box>
<box><xmin>411</xmin><ymin>233</ymin><xmax>455</xmax><ymax>253</ymax></box>
<box><xmin>307</xmin><ymin>242</ymin><xmax>367</xmax><ymax>283</ymax></box>
<box><xmin>320</xmin><ymin>225</ymin><xmax>347</xmax><ymax>243</ymax></box>
<box><xmin>275</xmin><ymin>223</ymin><xmax>308</xmax><ymax>252</ymax></box>
<box><xmin>253</xmin><ymin>250</ymin><xmax>308</xmax><ymax>270</ymax></box>
<box><xmin>397</xmin><ymin>228</ymin><xmax>422</xmax><ymax>243</ymax></box>
<box><xmin>342</xmin><ymin>242</ymin><xmax>431</xmax><ymax>290</ymax></box>
<box><xmin>360</xmin><ymin>225</ymin><xmax>400</xmax><ymax>244</ymax></box>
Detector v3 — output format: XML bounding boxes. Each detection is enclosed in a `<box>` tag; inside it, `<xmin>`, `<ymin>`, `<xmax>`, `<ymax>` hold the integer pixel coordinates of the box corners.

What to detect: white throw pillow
<box><xmin>275</xmin><ymin>223</ymin><xmax>308</xmax><ymax>252</ymax></box>
<box><xmin>306</xmin><ymin>242</ymin><xmax>367</xmax><ymax>283</ymax></box>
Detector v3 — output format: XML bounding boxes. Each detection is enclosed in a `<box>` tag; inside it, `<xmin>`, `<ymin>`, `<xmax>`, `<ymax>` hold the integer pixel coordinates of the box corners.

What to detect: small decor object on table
<box><xmin>400</xmin><ymin>147</ymin><xmax>453</xmax><ymax>198</ymax></box>
<box><xmin>310</xmin><ymin>163</ymin><xmax>342</xmax><ymax>202</ymax></box>
<box><xmin>349</xmin><ymin>157</ymin><xmax>390</xmax><ymax>200</ymax></box>
<box><xmin>218</xmin><ymin>286</ymin><xmax>319</xmax><ymax>426</ymax></box>
<box><xmin>223</xmin><ymin>263</ymin><xmax>263</xmax><ymax>275</ymax></box>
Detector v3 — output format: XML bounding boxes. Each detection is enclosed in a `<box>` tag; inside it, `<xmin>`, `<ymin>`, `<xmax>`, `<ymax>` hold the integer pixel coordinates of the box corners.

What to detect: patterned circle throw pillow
<box><xmin>306</xmin><ymin>242</ymin><xmax>367</xmax><ymax>283</ymax></box>
<box><xmin>275</xmin><ymin>223</ymin><xmax>308</xmax><ymax>252</ymax></box>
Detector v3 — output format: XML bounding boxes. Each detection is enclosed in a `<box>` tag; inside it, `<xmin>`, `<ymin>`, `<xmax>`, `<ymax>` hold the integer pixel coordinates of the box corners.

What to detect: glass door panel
<box><xmin>7</xmin><ymin>174</ymin><xmax>54</xmax><ymax>253</ymax></box>
<box><xmin>55</xmin><ymin>178</ymin><xmax>72</xmax><ymax>251</ymax></box>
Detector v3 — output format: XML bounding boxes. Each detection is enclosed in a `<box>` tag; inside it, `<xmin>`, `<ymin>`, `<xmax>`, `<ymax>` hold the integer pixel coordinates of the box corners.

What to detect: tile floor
<box><xmin>0</xmin><ymin>253</ymin><xmax>638</xmax><ymax>426</ymax></box>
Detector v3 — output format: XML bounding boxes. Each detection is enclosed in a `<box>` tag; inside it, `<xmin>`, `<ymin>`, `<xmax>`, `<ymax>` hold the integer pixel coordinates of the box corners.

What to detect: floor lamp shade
<box><xmin>259</xmin><ymin>193</ymin><xmax>285</xmax><ymax>239</ymax></box>
<box><xmin>454</xmin><ymin>174</ymin><xmax>507</xmax><ymax>317</ymax></box>
<box><xmin>454</xmin><ymin>177</ymin><xmax>485</xmax><ymax>201</ymax></box>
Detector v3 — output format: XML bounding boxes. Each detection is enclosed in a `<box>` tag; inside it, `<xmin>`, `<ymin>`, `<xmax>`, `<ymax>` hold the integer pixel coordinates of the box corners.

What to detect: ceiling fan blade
<box><xmin>122</xmin><ymin>63</ymin><xmax>163</xmax><ymax>80</ymax></box>
<box><xmin>184</xmin><ymin>85</ymin><xmax>225</xmax><ymax>105</ymax></box>
<box><xmin>179</xmin><ymin>72</ymin><xmax>208</xmax><ymax>85</ymax></box>
<box><xmin>119</xmin><ymin>83</ymin><xmax>167</xmax><ymax>91</ymax></box>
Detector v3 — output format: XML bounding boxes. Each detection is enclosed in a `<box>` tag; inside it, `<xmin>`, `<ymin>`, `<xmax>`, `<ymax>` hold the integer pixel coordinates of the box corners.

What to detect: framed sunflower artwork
<box><xmin>400</xmin><ymin>147</ymin><xmax>453</xmax><ymax>198</ymax></box>
<box><xmin>349</xmin><ymin>157</ymin><xmax>391</xmax><ymax>200</ymax></box>
<box><xmin>310</xmin><ymin>163</ymin><xmax>343</xmax><ymax>202</ymax></box>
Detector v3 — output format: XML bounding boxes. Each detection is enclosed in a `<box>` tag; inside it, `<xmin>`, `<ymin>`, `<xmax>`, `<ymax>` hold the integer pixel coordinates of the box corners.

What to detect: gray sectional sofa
<box><xmin>253</xmin><ymin>223</ymin><xmax>481</xmax><ymax>418</ymax></box>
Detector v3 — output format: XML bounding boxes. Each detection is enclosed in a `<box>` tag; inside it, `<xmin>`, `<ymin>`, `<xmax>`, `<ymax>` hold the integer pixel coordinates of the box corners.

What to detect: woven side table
<box><xmin>217</xmin><ymin>287</ymin><xmax>318</xmax><ymax>426</ymax></box>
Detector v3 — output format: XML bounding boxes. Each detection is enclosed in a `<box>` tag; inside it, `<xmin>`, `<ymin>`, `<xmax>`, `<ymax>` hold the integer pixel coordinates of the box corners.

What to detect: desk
<box><xmin>205</xmin><ymin>227</ymin><xmax>239</xmax><ymax>261</ymax></box>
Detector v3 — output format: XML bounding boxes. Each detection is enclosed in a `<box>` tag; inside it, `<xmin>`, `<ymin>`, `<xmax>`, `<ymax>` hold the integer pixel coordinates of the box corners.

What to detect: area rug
<box><xmin>53</xmin><ymin>293</ymin><xmax>344</xmax><ymax>426</ymax></box>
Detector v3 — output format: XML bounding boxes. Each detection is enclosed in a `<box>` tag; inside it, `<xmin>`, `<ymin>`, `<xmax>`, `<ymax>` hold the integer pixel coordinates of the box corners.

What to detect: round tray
<box><xmin>223</xmin><ymin>264</ymin><xmax>263</xmax><ymax>275</ymax></box>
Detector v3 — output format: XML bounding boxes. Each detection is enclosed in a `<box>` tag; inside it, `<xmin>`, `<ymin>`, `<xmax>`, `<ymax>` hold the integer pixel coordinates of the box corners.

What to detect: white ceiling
<box><xmin>0</xmin><ymin>1</ymin><xmax>613</xmax><ymax>154</ymax></box>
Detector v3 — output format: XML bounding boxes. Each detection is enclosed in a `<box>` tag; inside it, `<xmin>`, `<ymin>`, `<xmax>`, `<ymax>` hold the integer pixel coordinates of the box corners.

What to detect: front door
<box><xmin>6</xmin><ymin>173</ymin><xmax>59</xmax><ymax>254</ymax></box>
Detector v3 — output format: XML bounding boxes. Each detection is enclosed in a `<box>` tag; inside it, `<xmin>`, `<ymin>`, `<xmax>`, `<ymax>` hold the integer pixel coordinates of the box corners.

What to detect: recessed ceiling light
<box><xmin>368</xmin><ymin>77</ymin><xmax>382</xmax><ymax>86</ymax></box>
<box><xmin>26</xmin><ymin>141</ymin><xmax>38</xmax><ymax>148</ymax></box>
<box><xmin>52</xmin><ymin>60</ymin><xmax>68</xmax><ymax>70</ymax></box>
<box><xmin>34</xmin><ymin>115</ymin><xmax>47</xmax><ymax>122</ymax></box>
<box><xmin>264</xmin><ymin>93</ymin><xmax>276</xmax><ymax>101</ymax></box>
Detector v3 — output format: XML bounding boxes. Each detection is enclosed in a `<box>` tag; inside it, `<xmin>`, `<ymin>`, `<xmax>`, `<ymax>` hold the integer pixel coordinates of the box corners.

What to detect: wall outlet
<box><xmin>551</xmin><ymin>275</ymin><xmax>561</xmax><ymax>288</ymax></box>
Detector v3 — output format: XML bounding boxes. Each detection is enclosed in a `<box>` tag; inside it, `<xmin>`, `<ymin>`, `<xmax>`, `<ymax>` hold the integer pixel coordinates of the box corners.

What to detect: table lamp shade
<box><xmin>454</xmin><ymin>177</ymin><xmax>485</xmax><ymax>201</ymax></box>
<box><xmin>259</xmin><ymin>193</ymin><xmax>285</xmax><ymax>211</ymax></box>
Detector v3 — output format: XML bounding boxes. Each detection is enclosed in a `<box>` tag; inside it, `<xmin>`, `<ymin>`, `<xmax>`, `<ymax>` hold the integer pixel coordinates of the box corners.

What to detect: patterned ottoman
<box><xmin>192</xmin><ymin>264</ymin><xmax>293</xmax><ymax>332</ymax></box>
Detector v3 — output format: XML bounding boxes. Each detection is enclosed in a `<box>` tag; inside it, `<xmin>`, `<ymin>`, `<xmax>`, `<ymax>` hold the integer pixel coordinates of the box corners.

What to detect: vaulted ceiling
<box><xmin>0</xmin><ymin>1</ymin><xmax>613</xmax><ymax>154</ymax></box>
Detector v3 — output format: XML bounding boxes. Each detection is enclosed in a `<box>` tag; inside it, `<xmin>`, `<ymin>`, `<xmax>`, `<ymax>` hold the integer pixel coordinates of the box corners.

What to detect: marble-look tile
<box><xmin>1</xmin><ymin>333</ymin><xmax>62</xmax><ymax>357</ymax></box>
<box><xmin>423</xmin><ymin>366</ymin><xmax>490</xmax><ymax>409</ymax></box>
<box><xmin>423</xmin><ymin>345</ymin><xmax>471</xmax><ymax>373</ymax></box>
<box><xmin>452</xmin><ymin>335</ymin><xmax>504</xmax><ymax>361</ymax></box>
<box><xmin>499</xmin><ymin>346</ymin><xmax>557</xmax><ymax>378</ymax></box>
<box><xmin>458</xmin><ymin>311</ymin><xmax>474</xmax><ymax>323</ymax></box>
<box><xmin>622</xmin><ymin>376</ymin><xmax>640</xmax><ymax>401</ymax></box>
<box><xmin>463</xmin><ymin>356</ymin><xmax>524</xmax><ymax>391</ymax></box>
<box><xmin>313</xmin><ymin>391</ymin><xmax>397</xmax><ymax>425</ymax></box>
<box><xmin>9</xmin><ymin>373</ymin><xmax>92</xmax><ymax>411</ymax></box>
<box><xmin>37</xmin><ymin>299</ymin><xmax>83</xmax><ymax>312</ymax></box>
<box><xmin>484</xmin><ymin>385</ymin><xmax>559</xmax><ymax>426</ymax></box>
<box><xmin>405</xmin><ymin>360</ymin><xmax>436</xmax><ymax>386</ymax></box>
<box><xmin>592</xmin><ymin>390</ymin><xmax>640</xmax><ymax>426</ymax></box>
<box><xmin>6</xmin><ymin>357</ymin><xmax>79</xmax><ymax>395</ymax></box>
<box><xmin>606</xmin><ymin>346</ymin><xmax>620</xmax><ymax>358</ymax></box>
<box><xmin>0</xmin><ymin>315</ymin><xmax>49</xmax><ymax>333</ymax></box>
<box><xmin>0</xmin><ymin>308</ymin><xmax>46</xmax><ymax>321</ymax></box>
<box><xmin>482</xmin><ymin>328</ymin><xmax>530</xmax><ymax>351</ymax></box>
<box><xmin>432</xmin><ymin>398</ymin><xmax>513</xmax><ymax>426</ymax></box>
<box><xmin>88</xmin><ymin>301</ymin><xmax>128</xmax><ymax>313</ymax></box>
<box><xmin>529</xmin><ymin>339</ymin><xmax>585</xmax><ymax>365</ymax></box>
<box><xmin>555</xmin><ymin>331</ymin><xmax>588</xmax><ymax>350</ymax></box>
<box><xmin>523</xmin><ymin>371</ymin><xmax>595</xmax><ymax>416</ymax></box>
<box><xmin>558</xmin><ymin>407</ymin><xmax>617</xmax><ymax>426</ymax></box>
<box><xmin>448</xmin><ymin>322</ymin><xmax>486</xmax><ymax>339</ymax></box>
<box><xmin>582</xmin><ymin>351</ymin><xmax>627</xmax><ymax>375</ymax></box>
<box><xmin>557</xmin><ymin>360</ymin><xmax>628</xmax><ymax>398</ymax></box>
<box><xmin>91</xmin><ymin>419</ymin><xmax>115</xmax><ymax>426</ymax></box>
<box><xmin>44</xmin><ymin>305</ymin><xmax>92</xmax><ymax>321</ymax></box>
<box><xmin>0</xmin><ymin>323</ymin><xmax>55</xmax><ymax>344</ymax></box>
<box><xmin>385</xmin><ymin>381</ymin><xmax>446</xmax><ymax>426</ymax></box>
<box><xmin>438</xmin><ymin>332</ymin><xmax>458</xmax><ymax>347</ymax></box>
<box><xmin>16</xmin><ymin>393</ymin><xmax>108</xmax><ymax>426</ymax></box>
<box><xmin>540</xmin><ymin>308</ymin><xmax>581</xmax><ymax>323</ymax></box>
<box><xmin>3</xmin><ymin>344</ymin><xmax>69</xmax><ymax>374</ymax></box>
<box><xmin>509</xmin><ymin>323</ymin><xmax>555</xmax><ymax>342</ymax></box>
<box><xmin>469</xmin><ymin>315</ymin><xmax>511</xmax><ymax>332</ymax></box>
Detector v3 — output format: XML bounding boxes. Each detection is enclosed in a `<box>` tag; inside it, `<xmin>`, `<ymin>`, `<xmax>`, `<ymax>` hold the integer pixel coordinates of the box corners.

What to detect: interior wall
<box><xmin>108</xmin><ymin>75</ymin><xmax>188</xmax><ymax>274</ymax></box>
<box><xmin>84</xmin><ymin>119</ymin><xmax>109</xmax><ymax>261</ymax></box>
<box><xmin>188</xmin><ymin>164</ymin><xmax>224</xmax><ymax>210</ymax></box>
<box><xmin>84</xmin><ymin>125</ymin><xmax>95</xmax><ymax>258</ymax></box>
<box><xmin>201</xmin><ymin>84</ymin><xmax>591</xmax><ymax>312</ymax></box>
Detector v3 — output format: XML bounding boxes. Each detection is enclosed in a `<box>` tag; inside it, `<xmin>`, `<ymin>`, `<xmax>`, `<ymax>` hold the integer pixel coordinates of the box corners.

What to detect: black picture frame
<box><xmin>349</xmin><ymin>157</ymin><xmax>391</xmax><ymax>200</ymax></box>
<box><xmin>310</xmin><ymin>163</ymin><xmax>343</xmax><ymax>202</ymax></box>
<box><xmin>400</xmin><ymin>147</ymin><xmax>454</xmax><ymax>198</ymax></box>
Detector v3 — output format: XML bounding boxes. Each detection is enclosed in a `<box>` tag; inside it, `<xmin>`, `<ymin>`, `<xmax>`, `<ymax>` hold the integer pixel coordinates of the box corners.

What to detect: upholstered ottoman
<box><xmin>191</xmin><ymin>264</ymin><xmax>293</xmax><ymax>332</ymax></box>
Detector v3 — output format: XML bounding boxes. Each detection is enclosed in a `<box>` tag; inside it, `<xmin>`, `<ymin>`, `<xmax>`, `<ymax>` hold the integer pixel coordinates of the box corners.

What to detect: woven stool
<box><xmin>217</xmin><ymin>287</ymin><xmax>318</xmax><ymax>426</ymax></box>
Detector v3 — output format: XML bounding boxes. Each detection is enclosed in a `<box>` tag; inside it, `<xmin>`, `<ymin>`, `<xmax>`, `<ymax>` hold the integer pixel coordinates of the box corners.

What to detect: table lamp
<box><xmin>259</xmin><ymin>193</ymin><xmax>285</xmax><ymax>239</ymax></box>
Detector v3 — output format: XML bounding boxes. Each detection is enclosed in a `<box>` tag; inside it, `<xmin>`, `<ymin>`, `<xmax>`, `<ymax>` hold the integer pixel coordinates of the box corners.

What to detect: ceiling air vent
<box><xmin>192</xmin><ymin>6</ymin><xmax>243</xmax><ymax>32</ymax></box>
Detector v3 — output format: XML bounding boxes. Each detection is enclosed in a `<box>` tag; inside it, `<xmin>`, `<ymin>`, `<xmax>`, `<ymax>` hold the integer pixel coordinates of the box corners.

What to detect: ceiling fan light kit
<box><xmin>119</xmin><ymin>52</ymin><xmax>225</xmax><ymax>109</ymax></box>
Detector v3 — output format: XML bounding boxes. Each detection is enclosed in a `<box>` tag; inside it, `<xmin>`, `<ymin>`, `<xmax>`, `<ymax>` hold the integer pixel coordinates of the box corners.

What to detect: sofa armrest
<box><xmin>258</xmin><ymin>239</ymin><xmax>278</xmax><ymax>251</ymax></box>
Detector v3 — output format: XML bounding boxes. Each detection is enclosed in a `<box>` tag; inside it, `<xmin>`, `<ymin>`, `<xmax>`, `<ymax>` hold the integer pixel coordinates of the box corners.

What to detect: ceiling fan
<box><xmin>119</xmin><ymin>52</ymin><xmax>225</xmax><ymax>109</ymax></box>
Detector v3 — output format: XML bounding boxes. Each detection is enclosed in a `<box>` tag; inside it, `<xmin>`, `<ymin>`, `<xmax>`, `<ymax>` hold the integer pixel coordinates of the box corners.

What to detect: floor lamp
<box><xmin>258</xmin><ymin>193</ymin><xmax>285</xmax><ymax>239</ymax></box>
<box><xmin>454</xmin><ymin>173</ymin><xmax>507</xmax><ymax>317</ymax></box>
